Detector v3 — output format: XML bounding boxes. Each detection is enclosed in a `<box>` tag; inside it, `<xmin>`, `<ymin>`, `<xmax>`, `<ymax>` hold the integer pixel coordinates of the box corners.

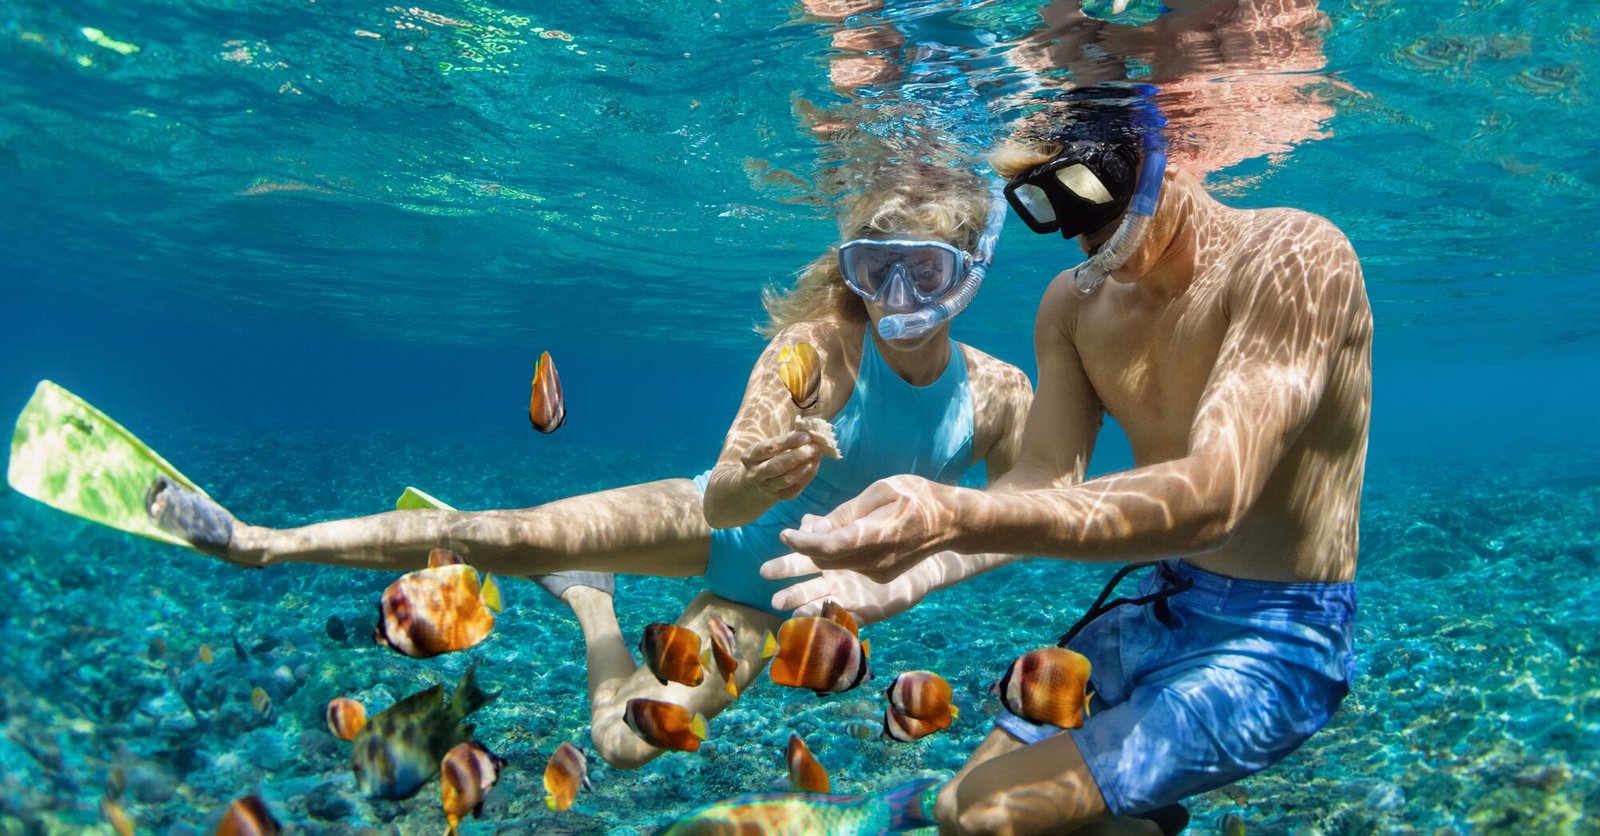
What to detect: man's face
<box><xmin>1078</xmin><ymin>218</ymin><xmax>1120</xmax><ymax>256</ymax></box>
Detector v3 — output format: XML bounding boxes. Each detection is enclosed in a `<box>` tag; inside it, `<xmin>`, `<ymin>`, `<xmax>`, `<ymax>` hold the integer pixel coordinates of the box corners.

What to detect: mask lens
<box><xmin>1013</xmin><ymin>183</ymin><xmax>1056</xmax><ymax>225</ymax></box>
<box><xmin>1053</xmin><ymin>163</ymin><xmax>1114</xmax><ymax>204</ymax></box>
<box><xmin>840</xmin><ymin>242</ymin><xmax>961</xmax><ymax>302</ymax></box>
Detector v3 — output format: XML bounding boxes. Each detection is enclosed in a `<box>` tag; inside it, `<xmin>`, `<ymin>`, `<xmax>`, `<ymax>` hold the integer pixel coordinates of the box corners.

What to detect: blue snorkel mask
<box><xmin>838</xmin><ymin>182</ymin><xmax>1010</xmax><ymax>341</ymax></box>
<box><xmin>1004</xmin><ymin>89</ymin><xmax>1169</xmax><ymax>295</ymax></box>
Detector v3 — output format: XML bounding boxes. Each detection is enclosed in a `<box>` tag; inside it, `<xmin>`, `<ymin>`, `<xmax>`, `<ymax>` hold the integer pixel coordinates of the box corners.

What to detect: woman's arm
<box><xmin>702</xmin><ymin>321</ymin><xmax>850</xmax><ymax>528</ymax></box>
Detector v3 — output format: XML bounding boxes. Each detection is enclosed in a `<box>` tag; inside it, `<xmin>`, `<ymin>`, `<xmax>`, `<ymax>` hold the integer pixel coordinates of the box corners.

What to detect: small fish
<box><xmin>351</xmin><ymin>664</ymin><xmax>498</xmax><ymax>799</ymax></box>
<box><xmin>786</xmin><ymin>734</ymin><xmax>830</xmax><ymax>793</ymax></box>
<box><xmin>706</xmin><ymin>615</ymin><xmax>742</xmax><ymax>697</ymax></box>
<box><xmin>147</xmin><ymin>637</ymin><xmax>166</xmax><ymax>660</ymax></box>
<box><xmin>1220</xmin><ymin>784</ymin><xmax>1249</xmax><ymax>806</ymax></box>
<box><xmin>441</xmin><ymin>741</ymin><xmax>507</xmax><ymax>835</ymax></box>
<box><xmin>326</xmin><ymin>697</ymin><xmax>368</xmax><ymax>741</ymax></box>
<box><xmin>623</xmin><ymin>698</ymin><xmax>709</xmax><ymax>752</ymax></box>
<box><xmin>429</xmin><ymin>547</ymin><xmax>466</xmax><ymax>568</ymax></box>
<box><xmin>762</xmin><ymin>615</ymin><xmax>871</xmax><ymax>695</ymax></box>
<box><xmin>776</xmin><ymin>342</ymin><xmax>822</xmax><ymax>411</ymax></box>
<box><xmin>374</xmin><ymin>563</ymin><xmax>503</xmax><ymax>658</ymax></box>
<box><xmin>819</xmin><ymin>600</ymin><xmax>859</xmax><ymax>637</ymax></box>
<box><xmin>640</xmin><ymin>623</ymin><xmax>711</xmax><ymax>687</ymax></box>
<box><xmin>198</xmin><ymin>644</ymin><xmax>214</xmax><ymax>664</ymax></box>
<box><xmin>993</xmin><ymin>647</ymin><xmax>1093</xmax><ymax>729</ymax></box>
<box><xmin>100</xmin><ymin>797</ymin><xmax>134</xmax><ymax>836</ymax></box>
<box><xmin>844</xmin><ymin>721</ymin><xmax>877</xmax><ymax>740</ymax></box>
<box><xmin>106</xmin><ymin>766</ymin><xmax>127</xmax><ymax>799</ymax></box>
<box><xmin>529</xmin><ymin>350</ymin><xmax>566</xmax><ymax>433</ymax></box>
<box><xmin>882</xmin><ymin>702</ymin><xmax>941</xmax><ymax>743</ymax></box>
<box><xmin>214</xmin><ymin>794</ymin><xmax>281</xmax><ymax>835</ymax></box>
<box><xmin>885</xmin><ymin>670</ymin><xmax>957</xmax><ymax>731</ymax></box>
<box><xmin>543</xmin><ymin>741</ymin><xmax>592</xmax><ymax>812</ymax></box>
<box><xmin>250</xmin><ymin>686</ymin><xmax>274</xmax><ymax>720</ymax></box>
<box><xmin>660</xmin><ymin>777</ymin><xmax>940</xmax><ymax>835</ymax></box>
<box><xmin>1223</xmin><ymin>812</ymin><xmax>1247</xmax><ymax>836</ymax></box>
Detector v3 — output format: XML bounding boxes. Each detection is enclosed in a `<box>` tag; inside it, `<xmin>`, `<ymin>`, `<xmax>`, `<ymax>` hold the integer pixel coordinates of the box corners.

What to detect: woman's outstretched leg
<box><xmin>151</xmin><ymin>478</ymin><xmax>712</xmax><ymax>577</ymax></box>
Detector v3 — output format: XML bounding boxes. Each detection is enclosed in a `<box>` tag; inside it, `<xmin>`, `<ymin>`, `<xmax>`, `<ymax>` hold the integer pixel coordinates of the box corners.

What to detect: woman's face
<box><xmin>850</xmin><ymin>230</ymin><xmax>964</xmax><ymax>352</ymax></box>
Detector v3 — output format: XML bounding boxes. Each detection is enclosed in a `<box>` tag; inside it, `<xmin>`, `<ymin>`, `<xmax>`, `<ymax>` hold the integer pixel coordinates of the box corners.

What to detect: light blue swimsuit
<box><xmin>694</xmin><ymin>330</ymin><xmax>975</xmax><ymax>614</ymax></box>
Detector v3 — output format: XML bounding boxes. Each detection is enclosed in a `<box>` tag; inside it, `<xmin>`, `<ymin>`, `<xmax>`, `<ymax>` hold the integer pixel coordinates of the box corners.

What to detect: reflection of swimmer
<box><xmin>135</xmin><ymin>161</ymin><xmax>1034</xmax><ymax>773</ymax></box>
<box><xmin>771</xmin><ymin>95</ymin><xmax>1371</xmax><ymax>834</ymax></box>
<box><xmin>1005</xmin><ymin>0</ymin><xmax>1353</xmax><ymax>176</ymax></box>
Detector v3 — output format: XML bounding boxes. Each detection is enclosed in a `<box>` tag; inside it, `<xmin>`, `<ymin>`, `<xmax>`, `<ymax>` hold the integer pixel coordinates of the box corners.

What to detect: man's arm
<box><xmin>955</xmin><ymin>224</ymin><xmax>1364</xmax><ymax>561</ymax></box>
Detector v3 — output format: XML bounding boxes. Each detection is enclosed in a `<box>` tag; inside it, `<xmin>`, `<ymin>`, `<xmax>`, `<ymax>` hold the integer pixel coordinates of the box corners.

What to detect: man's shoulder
<box><xmin>1241</xmin><ymin>207</ymin><xmax>1357</xmax><ymax>259</ymax></box>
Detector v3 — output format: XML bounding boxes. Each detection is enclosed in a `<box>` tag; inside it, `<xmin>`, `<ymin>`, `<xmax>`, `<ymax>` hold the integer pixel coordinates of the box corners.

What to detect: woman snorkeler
<box><xmin>144</xmin><ymin>161</ymin><xmax>1034</xmax><ymax>769</ymax></box>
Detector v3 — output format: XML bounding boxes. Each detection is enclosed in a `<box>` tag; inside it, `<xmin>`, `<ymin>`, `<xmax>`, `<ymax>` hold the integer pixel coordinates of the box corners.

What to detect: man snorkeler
<box><xmin>765</xmin><ymin>91</ymin><xmax>1372</xmax><ymax>834</ymax></box>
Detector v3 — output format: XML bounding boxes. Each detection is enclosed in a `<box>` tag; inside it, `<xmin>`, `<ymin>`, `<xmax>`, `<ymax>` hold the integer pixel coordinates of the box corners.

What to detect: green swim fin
<box><xmin>395</xmin><ymin>486</ymin><xmax>456</xmax><ymax>511</ymax></box>
<box><xmin>7</xmin><ymin>380</ymin><xmax>211</xmax><ymax>546</ymax></box>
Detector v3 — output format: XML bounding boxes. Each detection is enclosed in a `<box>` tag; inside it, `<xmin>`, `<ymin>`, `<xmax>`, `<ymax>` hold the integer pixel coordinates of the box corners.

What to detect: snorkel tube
<box><xmin>879</xmin><ymin>182</ymin><xmax>1009</xmax><ymax>341</ymax></box>
<box><xmin>1070</xmin><ymin>98</ymin><xmax>1169</xmax><ymax>296</ymax></box>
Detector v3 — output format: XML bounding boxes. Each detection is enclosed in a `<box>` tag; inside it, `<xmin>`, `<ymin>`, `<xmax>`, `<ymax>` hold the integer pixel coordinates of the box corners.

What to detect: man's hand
<box><xmin>777</xmin><ymin>474</ymin><xmax>964</xmax><ymax>583</ymax></box>
<box><xmin>761</xmin><ymin>551</ymin><xmax>954</xmax><ymax>625</ymax></box>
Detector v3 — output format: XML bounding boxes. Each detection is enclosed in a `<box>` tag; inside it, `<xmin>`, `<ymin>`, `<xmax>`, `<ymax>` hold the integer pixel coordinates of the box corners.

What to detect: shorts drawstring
<box><xmin>1057</xmin><ymin>561</ymin><xmax>1196</xmax><ymax>648</ymax></box>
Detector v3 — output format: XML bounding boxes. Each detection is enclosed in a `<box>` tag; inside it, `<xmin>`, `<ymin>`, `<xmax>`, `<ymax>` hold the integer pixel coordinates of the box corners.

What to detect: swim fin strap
<box><xmin>7</xmin><ymin>380</ymin><xmax>211</xmax><ymax>546</ymax></box>
<box><xmin>395</xmin><ymin>485</ymin><xmax>454</xmax><ymax>511</ymax></box>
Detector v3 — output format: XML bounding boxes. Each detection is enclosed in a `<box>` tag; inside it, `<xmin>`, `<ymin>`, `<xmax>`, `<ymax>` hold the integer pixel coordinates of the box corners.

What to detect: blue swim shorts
<box><xmin>994</xmin><ymin>559</ymin><xmax>1356</xmax><ymax>818</ymax></box>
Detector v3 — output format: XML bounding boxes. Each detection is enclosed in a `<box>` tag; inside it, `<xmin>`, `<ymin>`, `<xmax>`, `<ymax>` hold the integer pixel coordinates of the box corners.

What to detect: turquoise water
<box><xmin>2</xmin><ymin>0</ymin><xmax>1599</xmax><ymax>832</ymax></box>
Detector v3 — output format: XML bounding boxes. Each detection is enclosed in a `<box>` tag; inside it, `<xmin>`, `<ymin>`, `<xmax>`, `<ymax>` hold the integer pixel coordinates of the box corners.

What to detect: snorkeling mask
<box><xmin>1004</xmin><ymin>92</ymin><xmax>1168</xmax><ymax>295</ymax></box>
<box><xmin>839</xmin><ymin>183</ymin><xmax>1009</xmax><ymax>341</ymax></box>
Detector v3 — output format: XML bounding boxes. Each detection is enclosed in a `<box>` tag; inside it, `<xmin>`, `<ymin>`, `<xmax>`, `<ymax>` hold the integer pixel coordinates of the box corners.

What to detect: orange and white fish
<box><xmin>325</xmin><ymin>697</ymin><xmax>367</xmax><ymax>741</ymax></box>
<box><xmin>529</xmin><ymin>350</ymin><xmax>566</xmax><ymax>433</ymax></box>
<box><xmin>762</xmin><ymin>615</ymin><xmax>871</xmax><ymax>695</ymax></box>
<box><xmin>623</xmin><ymin>698</ymin><xmax>709</xmax><ymax>752</ymax></box>
<box><xmin>375</xmin><ymin>562</ymin><xmax>503</xmax><ymax>659</ymax></box>
<box><xmin>428</xmin><ymin>547</ymin><xmax>465</xmax><ymax>568</ymax></box>
<box><xmin>214</xmin><ymin>794</ymin><xmax>280</xmax><ymax>836</ymax></box>
<box><xmin>250</xmin><ymin>687</ymin><xmax>274</xmax><ymax>721</ymax></box>
<box><xmin>706</xmin><ymin>615</ymin><xmax>742</xmax><ymax>698</ymax></box>
<box><xmin>819</xmin><ymin>600</ymin><xmax>859</xmax><ymax>637</ymax></box>
<box><xmin>786</xmin><ymin>734</ymin><xmax>830</xmax><ymax>793</ymax></box>
<box><xmin>882</xmin><ymin>702</ymin><xmax>942</xmax><ymax>743</ymax></box>
<box><xmin>777</xmin><ymin>342</ymin><xmax>822</xmax><ymax>411</ymax></box>
<box><xmin>993</xmin><ymin>647</ymin><xmax>1093</xmax><ymax>729</ymax></box>
<box><xmin>100</xmin><ymin>797</ymin><xmax>134</xmax><ymax>836</ymax></box>
<box><xmin>441</xmin><ymin>741</ymin><xmax>507</xmax><ymax>836</ymax></box>
<box><xmin>640</xmin><ymin>623</ymin><xmax>711</xmax><ymax>687</ymax></box>
<box><xmin>885</xmin><ymin>670</ymin><xmax>957</xmax><ymax>731</ymax></box>
<box><xmin>543</xmin><ymin>741</ymin><xmax>592</xmax><ymax>812</ymax></box>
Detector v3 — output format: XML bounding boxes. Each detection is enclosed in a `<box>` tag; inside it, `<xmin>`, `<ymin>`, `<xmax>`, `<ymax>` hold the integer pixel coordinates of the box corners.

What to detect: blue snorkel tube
<box><xmin>1071</xmin><ymin>97</ymin><xmax>1169</xmax><ymax>296</ymax></box>
<box><xmin>879</xmin><ymin>181</ymin><xmax>1010</xmax><ymax>341</ymax></box>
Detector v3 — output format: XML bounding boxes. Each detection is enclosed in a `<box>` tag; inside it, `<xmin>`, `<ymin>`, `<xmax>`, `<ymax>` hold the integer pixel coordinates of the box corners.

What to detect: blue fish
<box><xmin>658</xmin><ymin>776</ymin><xmax>941</xmax><ymax>835</ymax></box>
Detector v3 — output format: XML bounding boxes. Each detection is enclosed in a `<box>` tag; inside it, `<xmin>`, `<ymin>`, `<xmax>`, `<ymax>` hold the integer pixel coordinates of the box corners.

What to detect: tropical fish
<box><xmin>326</xmin><ymin>697</ymin><xmax>368</xmax><ymax>741</ymax></box>
<box><xmin>351</xmin><ymin>664</ymin><xmax>498</xmax><ymax>799</ymax></box>
<box><xmin>100</xmin><ymin>797</ymin><xmax>134</xmax><ymax>836</ymax></box>
<box><xmin>529</xmin><ymin>350</ymin><xmax>566</xmax><ymax>433</ymax></box>
<box><xmin>820</xmin><ymin>600</ymin><xmax>859</xmax><ymax>637</ymax></box>
<box><xmin>706</xmin><ymin>614</ymin><xmax>742</xmax><ymax>697</ymax></box>
<box><xmin>441</xmin><ymin>741</ymin><xmax>507</xmax><ymax>835</ymax></box>
<box><xmin>762</xmin><ymin>615</ymin><xmax>871</xmax><ymax>695</ymax></box>
<box><xmin>250</xmin><ymin>686</ymin><xmax>274</xmax><ymax>721</ymax></box>
<box><xmin>885</xmin><ymin>671</ymin><xmax>957</xmax><ymax>731</ymax></box>
<box><xmin>845</xmin><ymin>721</ymin><xmax>877</xmax><ymax>740</ymax></box>
<box><xmin>1223</xmin><ymin>812</ymin><xmax>1248</xmax><ymax>836</ymax></box>
<box><xmin>882</xmin><ymin>702</ymin><xmax>941</xmax><ymax>743</ymax></box>
<box><xmin>640</xmin><ymin>622</ymin><xmax>711</xmax><ymax>687</ymax></box>
<box><xmin>623</xmin><ymin>698</ymin><xmax>709</xmax><ymax>752</ymax></box>
<box><xmin>375</xmin><ymin>563</ymin><xmax>503</xmax><ymax>659</ymax></box>
<box><xmin>214</xmin><ymin>794</ymin><xmax>280</xmax><ymax>835</ymax></box>
<box><xmin>429</xmin><ymin>547</ymin><xmax>465</xmax><ymax>568</ymax></box>
<box><xmin>786</xmin><ymin>734</ymin><xmax>830</xmax><ymax>793</ymax></box>
<box><xmin>777</xmin><ymin>342</ymin><xmax>822</xmax><ymax>411</ymax></box>
<box><xmin>659</xmin><ymin>777</ymin><xmax>941</xmax><ymax>835</ymax></box>
<box><xmin>993</xmin><ymin>647</ymin><xmax>1093</xmax><ymax>729</ymax></box>
<box><xmin>198</xmin><ymin>644</ymin><xmax>214</xmax><ymax>664</ymax></box>
<box><xmin>543</xmin><ymin>741</ymin><xmax>592</xmax><ymax>812</ymax></box>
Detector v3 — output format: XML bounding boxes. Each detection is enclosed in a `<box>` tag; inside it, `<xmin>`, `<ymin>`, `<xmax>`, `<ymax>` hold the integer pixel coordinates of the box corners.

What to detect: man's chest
<box><xmin>1076</xmin><ymin>295</ymin><xmax>1230</xmax><ymax>455</ymax></box>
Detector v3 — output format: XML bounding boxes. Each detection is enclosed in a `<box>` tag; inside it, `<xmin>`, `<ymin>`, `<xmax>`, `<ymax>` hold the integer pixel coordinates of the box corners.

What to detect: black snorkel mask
<box><xmin>1002</xmin><ymin>140</ymin><xmax>1141</xmax><ymax>240</ymax></box>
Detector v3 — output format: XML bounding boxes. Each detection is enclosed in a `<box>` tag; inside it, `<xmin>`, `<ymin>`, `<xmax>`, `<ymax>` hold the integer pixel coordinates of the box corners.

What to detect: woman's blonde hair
<box><xmin>988</xmin><ymin>139</ymin><xmax>1063</xmax><ymax>181</ymax></box>
<box><xmin>759</xmin><ymin>162</ymin><xmax>991</xmax><ymax>337</ymax></box>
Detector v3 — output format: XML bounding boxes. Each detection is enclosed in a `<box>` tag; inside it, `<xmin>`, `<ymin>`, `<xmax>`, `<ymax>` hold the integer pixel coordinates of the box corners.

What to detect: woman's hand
<box><xmin>762</xmin><ymin>551</ymin><xmax>956</xmax><ymax>625</ymax></box>
<box><xmin>741</xmin><ymin>431</ymin><xmax>823</xmax><ymax>501</ymax></box>
<box><xmin>777</xmin><ymin>474</ymin><xmax>965</xmax><ymax>583</ymax></box>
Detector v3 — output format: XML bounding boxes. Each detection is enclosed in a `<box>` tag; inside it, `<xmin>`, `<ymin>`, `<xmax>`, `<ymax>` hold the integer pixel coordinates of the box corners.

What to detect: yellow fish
<box><xmin>706</xmin><ymin>614</ymin><xmax>742</xmax><ymax>698</ymax></box>
<box><xmin>786</xmin><ymin>734</ymin><xmax>830</xmax><ymax>793</ymax></box>
<box><xmin>762</xmin><ymin>614</ymin><xmax>871</xmax><ymax>695</ymax></box>
<box><xmin>441</xmin><ymin>741</ymin><xmax>506</xmax><ymax>835</ymax></box>
<box><xmin>640</xmin><ymin>623</ymin><xmax>711</xmax><ymax>687</ymax></box>
<box><xmin>529</xmin><ymin>351</ymin><xmax>567</xmax><ymax>433</ymax></box>
<box><xmin>543</xmin><ymin>741</ymin><xmax>592</xmax><ymax>811</ymax></box>
<box><xmin>994</xmin><ymin>647</ymin><xmax>1093</xmax><ymax>729</ymax></box>
<box><xmin>213</xmin><ymin>794</ymin><xmax>280</xmax><ymax>835</ymax></box>
<box><xmin>325</xmin><ymin>697</ymin><xmax>367</xmax><ymax>741</ymax></box>
<box><xmin>777</xmin><ymin>342</ymin><xmax>822</xmax><ymax>410</ymax></box>
<box><xmin>623</xmin><ymin>698</ymin><xmax>709</xmax><ymax>752</ymax></box>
